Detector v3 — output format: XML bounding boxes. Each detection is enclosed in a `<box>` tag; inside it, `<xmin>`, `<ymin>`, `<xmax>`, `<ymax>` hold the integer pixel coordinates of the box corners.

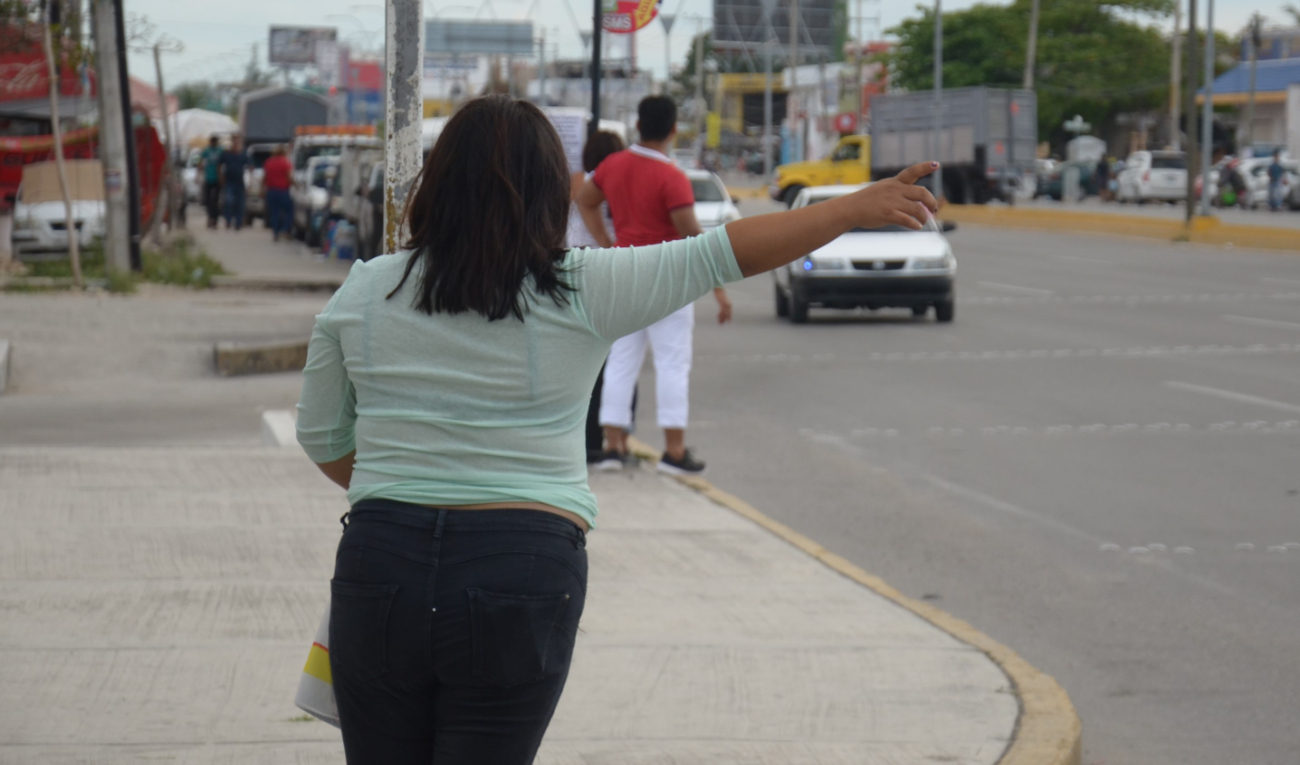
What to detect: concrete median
<box><xmin>214</xmin><ymin>340</ymin><xmax>309</xmax><ymax>376</ymax></box>
<box><xmin>941</xmin><ymin>204</ymin><xmax>1300</xmax><ymax>253</ymax></box>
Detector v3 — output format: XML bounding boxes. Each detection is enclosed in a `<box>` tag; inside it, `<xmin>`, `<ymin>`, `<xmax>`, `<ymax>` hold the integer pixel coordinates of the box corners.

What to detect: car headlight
<box><xmin>802</xmin><ymin>256</ymin><xmax>848</xmax><ymax>271</ymax></box>
<box><xmin>912</xmin><ymin>253</ymin><xmax>954</xmax><ymax>270</ymax></box>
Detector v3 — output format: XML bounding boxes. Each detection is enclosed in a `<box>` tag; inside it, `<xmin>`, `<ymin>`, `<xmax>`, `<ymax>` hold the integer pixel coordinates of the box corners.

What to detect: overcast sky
<box><xmin>127</xmin><ymin>0</ymin><xmax>1296</xmax><ymax>90</ymax></box>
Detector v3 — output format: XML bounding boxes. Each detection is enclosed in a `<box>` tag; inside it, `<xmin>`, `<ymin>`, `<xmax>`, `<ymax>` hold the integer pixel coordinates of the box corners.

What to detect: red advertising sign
<box><xmin>0</xmin><ymin>50</ymin><xmax>93</xmax><ymax>104</ymax></box>
<box><xmin>602</xmin><ymin>0</ymin><xmax>661</xmax><ymax>33</ymax></box>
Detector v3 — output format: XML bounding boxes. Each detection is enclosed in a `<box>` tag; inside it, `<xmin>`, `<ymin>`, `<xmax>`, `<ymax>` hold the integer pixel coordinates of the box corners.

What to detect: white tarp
<box><xmin>162</xmin><ymin>109</ymin><xmax>239</xmax><ymax>149</ymax></box>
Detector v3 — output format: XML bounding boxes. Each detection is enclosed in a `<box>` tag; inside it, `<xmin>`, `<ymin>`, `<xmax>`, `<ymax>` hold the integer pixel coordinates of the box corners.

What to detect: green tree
<box><xmin>886</xmin><ymin>0</ymin><xmax>1175</xmax><ymax>148</ymax></box>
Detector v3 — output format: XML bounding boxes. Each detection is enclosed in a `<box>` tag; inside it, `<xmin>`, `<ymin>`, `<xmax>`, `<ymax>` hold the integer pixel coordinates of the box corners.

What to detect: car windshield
<box><xmin>312</xmin><ymin>164</ymin><xmax>336</xmax><ymax>188</ymax></box>
<box><xmin>1151</xmin><ymin>156</ymin><xmax>1186</xmax><ymax>169</ymax></box>
<box><xmin>691</xmin><ymin>179</ymin><xmax>726</xmax><ymax>202</ymax></box>
<box><xmin>248</xmin><ymin>149</ymin><xmax>274</xmax><ymax>169</ymax></box>
<box><xmin>850</xmin><ymin>224</ymin><xmax>916</xmax><ymax>233</ymax></box>
<box><xmin>296</xmin><ymin>145</ymin><xmax>342</xmax><ymax>170</ymax></box>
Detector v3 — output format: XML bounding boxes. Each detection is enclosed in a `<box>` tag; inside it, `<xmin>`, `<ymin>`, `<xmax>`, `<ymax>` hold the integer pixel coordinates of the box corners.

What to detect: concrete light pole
<box><xmin>1198</xmin><ymin>0</ymin><xmax>1214</xmax><ymax>217</ymax></box>
<box><xmin>1245</xmin><ymin>13</ymin><xmax>1260</xmax><ymax>155</ymax></box>
<box><xmin>43</xmin><ymin>0</ymin><xmax>82</xmax><ymax>287</ymax></box>
<box><xmin>1023</xmin><ymin>0</ymin><xmax>1039</xmax><ymax>89</ymax></box>
<box><xmin>383</xmin><ymin>0</ymin><xmax>424</xmax><ymax>253</ymax></box>
<box><xmin>1170</xmin><ymin>0</ymin><xmax>1181</xmax><ymax>150</ymax></box>
<box><xmin>933</xmin><ymin>0</ymin><xmax>943</xmax><ymax>200</ymax></box>
<box><xmin>589</xmin><ymin>0</ymin><xmax>602</xmax><ymax>136</ymax></box>
<box><xmin>90</xmin><ymin>0</ymin><xmax>133</xmax><ymax>273</ymax></box>
<box><xmin>1183</xmin><ymin>0</ymin><xmax>1198</xmax><ymax>223</ymax></box>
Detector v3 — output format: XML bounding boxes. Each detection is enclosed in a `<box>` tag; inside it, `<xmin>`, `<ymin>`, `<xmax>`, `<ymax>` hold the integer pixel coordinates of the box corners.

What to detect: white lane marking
<box><xmin>976</xmin><ymin>280</ymin><xmax>1056</xmax><ymax>296</ymax></box>
<box><xmin>1261</xmin><ymin>276</ymin><xmax>1300</xmax><ymax>287</ymax></box>
<box><xmin>1052</xmin><ymin>253</ymin><xmax>1113</xmax><ymax>264</ymax></box>
<box><xmin>1166</xmin><ymin>382</ymin><xmax>1300</xmax><ymax>415</ymax></box>
<box><xmin>924</xmin><ymin>474</ymin><xmax>1099</xmax><ymax>543</ymax></box>
<box><xmin>1224</xmin><ymin>314</ymin><xmax>1300</xmax><ymax>332</ymax></box>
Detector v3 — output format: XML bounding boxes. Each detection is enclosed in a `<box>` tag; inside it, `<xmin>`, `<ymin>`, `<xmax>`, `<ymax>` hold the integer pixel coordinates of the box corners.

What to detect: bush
<box><xmin>20</xmin><ymin>236</ymin><xmax>226</xmax><ymax>291</ymax></box>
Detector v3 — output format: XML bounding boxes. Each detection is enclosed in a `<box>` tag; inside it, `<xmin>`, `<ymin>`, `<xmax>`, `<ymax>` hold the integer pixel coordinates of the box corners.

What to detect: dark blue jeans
<box><xmin>223</xmin><ymin>184</ymin><xmax>245</xmax><ymax>229</ymax></box>
<box><xmin>329</xmin><ymin>501</ymin><xmax>587</xmax><ymax>764</ymax></box>
<box><xmin>265</xmin><ymin>188</ymin><xmax>292</xmax><ymax>236</ymax></box>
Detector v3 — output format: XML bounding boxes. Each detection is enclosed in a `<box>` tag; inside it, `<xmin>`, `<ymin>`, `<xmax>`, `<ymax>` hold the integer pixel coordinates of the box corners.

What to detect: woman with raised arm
<box><xmin>295</xmin><ymin>94</ymin><xmax>937</xmax><ymax>765</ymax></box>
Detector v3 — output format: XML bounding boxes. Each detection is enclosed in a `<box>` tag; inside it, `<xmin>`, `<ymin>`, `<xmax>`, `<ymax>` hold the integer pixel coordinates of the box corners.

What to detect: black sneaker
<box><xmin>594</xmin><ymin>449</ymin><xmax>630</xmax><ymax>472</ymax></box>
<box><xmin>656</xmin><ymin>448</ymin><xmax>705</xmax><ymax>476</ymax></box>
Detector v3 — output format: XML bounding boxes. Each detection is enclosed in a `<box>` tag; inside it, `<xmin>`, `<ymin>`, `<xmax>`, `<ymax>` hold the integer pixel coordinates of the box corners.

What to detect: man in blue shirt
<box><xmin>198</xmin><ymin>136</ymin><xmax>223</xmax><ymax>229</ymax></box>
<box><xmin>219</xmin><ymin>135</ymin><xmax>250</xmax><ymax>230</ymax></box>
<box><xmin>1267</xmin><ymin>151</ymin><xmax>1287</xmax><ymax>212</ymax></box>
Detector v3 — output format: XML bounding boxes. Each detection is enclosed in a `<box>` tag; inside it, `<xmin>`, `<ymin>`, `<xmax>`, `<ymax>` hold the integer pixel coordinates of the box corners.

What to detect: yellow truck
<box><xmin>769</xmin><ymin>135</ymin><xmax>871</xmax><ymax>207</ymax></box>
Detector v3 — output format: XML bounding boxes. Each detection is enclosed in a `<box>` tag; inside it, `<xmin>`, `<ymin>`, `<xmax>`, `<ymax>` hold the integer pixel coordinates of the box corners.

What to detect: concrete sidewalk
<box><xmin>1</xmin><ymin>446</ymin><xmax>1023</xmax><ymax>764</ymax></box>
<box><xmin>189</xmin><ymin>214</ymin><xmax>354</xmax><ymax>289</ymax></box>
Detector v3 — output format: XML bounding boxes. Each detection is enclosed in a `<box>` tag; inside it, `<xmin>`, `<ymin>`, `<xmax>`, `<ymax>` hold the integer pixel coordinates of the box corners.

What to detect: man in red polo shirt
<box><xmin>576</xmin><ymin>95</ymin><xmax>732</xmax><ymax>476</ymax></box>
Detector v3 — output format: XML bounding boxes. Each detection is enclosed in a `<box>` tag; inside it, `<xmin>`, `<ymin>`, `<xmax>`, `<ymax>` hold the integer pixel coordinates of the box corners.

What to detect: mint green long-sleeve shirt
<box><xmin>295</xmin><ymin>225</ymin><xmax>742</xmax><ymax>528</ymax></box>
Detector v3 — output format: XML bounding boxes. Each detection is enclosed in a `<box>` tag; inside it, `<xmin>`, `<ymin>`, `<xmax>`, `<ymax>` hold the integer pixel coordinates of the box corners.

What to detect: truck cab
<box><xmin>770</xmin><ymin>135</ymin><xmax>871</xmax><ymax>207</ymax></box>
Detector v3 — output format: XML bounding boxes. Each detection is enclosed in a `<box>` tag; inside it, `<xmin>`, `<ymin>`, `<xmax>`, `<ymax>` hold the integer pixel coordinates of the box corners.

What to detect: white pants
<box><xmin>600</xmin><ymin>304</ymin><xmax>694</xmax><ymax>430</ymax></box>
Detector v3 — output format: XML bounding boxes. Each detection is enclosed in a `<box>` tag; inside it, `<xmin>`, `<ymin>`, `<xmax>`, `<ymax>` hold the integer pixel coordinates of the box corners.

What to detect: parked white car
<box><xmin>773</xmin><ymin>185</ymin><xmax>957</xmax><ymax>323</ymax></box>
<box><xmin>292</xmin><ymin>156</ymin><xmax>339</xmax><ymax>247</ymax></box>
<box><xmin>182</xmin><ymin>148</ymin><xmax>203</xmax><ymax>203</ymax></box>
<box><xmin>685</xmin><ymin>169</ymin><xmax>742</xmax><ymax>231</ymax></box>
<box><xmin>9</xmin><ymin>160</ymin><xmax>106</xmax><ymax>258</ymax></box>
<box><xmin>1116</xmin><ymin>150</ymin><xmax>1187</xmax><ymax>203</ymax></box>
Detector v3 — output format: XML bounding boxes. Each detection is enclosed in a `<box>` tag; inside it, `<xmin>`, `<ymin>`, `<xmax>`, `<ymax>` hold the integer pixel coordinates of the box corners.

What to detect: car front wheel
<box><xmin>782</xmin><ymin>184</ymin><xmax>805</xmax><ymax>208</ymax></box>
<box><xmin>775</xmin><ymin>282</ymin><xmax>790</xmax><ymax>318</ymax></box>
<box><xmin>911</xmin><ymin>305</ymin><xmax>928</xmax><ymax>318</ymax></box>
<box><xmin>789</xmin><ymin>282</ymin><xmax>809</xmax><ymax>323</ymax></box>
<box><xmin>935</xmin><ymin>299</ymin><xmax>954</xmax><ymax>323</ymax></box>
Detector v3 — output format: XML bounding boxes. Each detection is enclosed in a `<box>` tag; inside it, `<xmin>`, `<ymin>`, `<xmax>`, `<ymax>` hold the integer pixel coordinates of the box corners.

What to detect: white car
<box><xmin>9</xmin><ymin>160</ymin><xmax>106</xmax><ymax>258</ymax></box>
<box><xmin>182</xmin><ymin>149</ymin><xmax>203</xmax><ymax>203</ymax></box>
<box><xmin>1116</xmin><ymin>150</ymin><xmax>1187</xmax><ymax>203</ymax></box>
<box><xmin>685</xmin><ymin>169</ymin><xmax>742</xmax><ymax>231</ymax></box>
<box><xmin>292</xmin><ymin>156</ymin><xmax>339</xmax><ymax>247</ymax></box>
<box><xmin>773</xmin><ymin>185</ymin><xmax>956</xmax><ymax>323</ymax></box>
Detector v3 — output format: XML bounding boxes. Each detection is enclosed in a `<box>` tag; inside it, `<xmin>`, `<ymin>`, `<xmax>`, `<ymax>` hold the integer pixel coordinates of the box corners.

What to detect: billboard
<box><xmin>712</xmin><ymin>0</ymin><xmax>836</xmax><ymax>57</ymax></box>
<box><xmin>425</xmin><ymin>20</ymin><xmax>534</xmax><ymax>56</ymax></box>
<box><xmin>602</xmin><ymin>0</ymin><xmax>662</xmax><ymax>33</ymax></box>
<box><xmin>269</xmin><ymin>26</ymin><xmax>338</xmax><ymax>66</ymax></box>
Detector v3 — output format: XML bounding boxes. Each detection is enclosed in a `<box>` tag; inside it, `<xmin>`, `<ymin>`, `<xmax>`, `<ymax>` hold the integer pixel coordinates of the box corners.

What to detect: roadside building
<box><xmin>1199</xmin><ymin>57</ymin><xmax>1300</xmax><ymax>157</ymax></box>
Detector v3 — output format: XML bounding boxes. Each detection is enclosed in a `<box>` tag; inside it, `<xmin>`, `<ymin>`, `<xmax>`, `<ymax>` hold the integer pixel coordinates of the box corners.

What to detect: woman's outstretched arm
<box><xmin>727</xmin><ymin>162</ymin><xmax>940</xmax><ymax>278</ymax></box>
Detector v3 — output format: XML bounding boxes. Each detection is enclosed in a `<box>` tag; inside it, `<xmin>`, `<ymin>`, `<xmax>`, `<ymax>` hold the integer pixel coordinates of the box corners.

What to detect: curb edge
<box><xmin>626</xmin><ymin>437</ymin><xmax>1082</xmax><ymax>765</ymax></box>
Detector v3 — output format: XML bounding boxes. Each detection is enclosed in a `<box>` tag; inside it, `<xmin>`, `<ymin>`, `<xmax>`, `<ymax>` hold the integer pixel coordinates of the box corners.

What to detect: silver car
<box><xmin>773</xmin><ymin>185</ymin><xmax>957</xmax><ymax>323</ymax></box>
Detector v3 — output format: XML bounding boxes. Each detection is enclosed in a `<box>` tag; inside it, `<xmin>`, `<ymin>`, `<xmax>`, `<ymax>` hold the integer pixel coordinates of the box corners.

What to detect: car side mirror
<box><xmin>942</xmin><ymin>221</ymin><xmax>957</xmax><ymax>233</ymax></box>
<box><xmin>731</xmin><ymin>196</ymin><xmax>740</xmax><ymax>205</ymax></box>
<box><xmin>3</xmin><ymin>193</ymin><xmax>14</xmax><ymax>205</ymax></box>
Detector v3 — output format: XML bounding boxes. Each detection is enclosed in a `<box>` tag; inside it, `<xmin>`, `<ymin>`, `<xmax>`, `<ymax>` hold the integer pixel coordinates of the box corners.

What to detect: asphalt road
<box><xmin>658</xmin><ymin>200</ymin><xmax>1300</xmax><ymax>765</ymax></box>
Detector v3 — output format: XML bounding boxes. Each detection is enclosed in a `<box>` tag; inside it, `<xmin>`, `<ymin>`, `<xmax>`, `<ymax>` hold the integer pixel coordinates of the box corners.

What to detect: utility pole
<box><xmin>1198</xmin><ymin>0</ymin><xmax>1214</xmax><ymax>216</ymax></box>
<box><xmin>854</xmin><ymin>0</ymin><xmax>862</xmax><ymax>125</ymax></box>
<box><xmin>933</xmin><ymin>0</ymin><xmax>943</xmax><ymax>200</ymax></box>
<box><xmin>764</xmin><ymin>38</ymin><xmax>773</xmax><ymax>179</ymax></box>
<box><xmin>153</xmin><ymin>40</ymin><xmax>182</xmax><ymax>234</ymax></box>
<box><xmin>538</xmin><ymin>28</ymin><xmax>547</xmax><ymax>104</ymax></box>
<box><xmin>660</xmin><ymin>13</ymin><xmax>675</xmax><ymax>96</ymax></box>
<box><xmin>1170</xmin><ymin>0</ymin><xmax>1181</xmax><ymax>150</ymax></box>
<box><xmin>1183</xmin><ymin>0</ymin><xmax>1198</xmax><ymax>223</ymax></box>
<box><xmin>589</xmin><ymin>0</ymin><xmax>602</xmax><ymax>136</ymax></box>
<box><xmin>693</xmin><ymin>18</ymin><xmax>705</xmax><ymax>139</ymax></box>
<box><xmin>1023</xmin><ymin>0</ymin><xmax>1040</xmax><ymax>89</ymax></box>
<box><xmin>43</xmin><ymin>0</ymin><xmax>82</xmax><ymax>287</ymax></box>
<box><xmin>788</xmin><ymin>0</ymin><xmax>799</xmax><ymax>162</ymax></box>
<box><xmin>383</xmin><ymin>0</ymin><xmax>424</xmax><ymax>254</ymax></box>
<box><xmin>1245</xmin><ymin>13</ymin><xmax>1260</xmax><ymax>156</ymax></box>
<box><xmin>90</xmin><ymin>0</ymin><xmax>132</xmax><ymax>273</ymax></box>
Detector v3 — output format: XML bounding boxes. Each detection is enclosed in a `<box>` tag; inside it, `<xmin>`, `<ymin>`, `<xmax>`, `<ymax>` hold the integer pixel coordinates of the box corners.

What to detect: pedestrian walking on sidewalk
<box><xmin>295</xmin><ymin>94</ymin><xmax>938</xmax><ymax>765</ymax></box>
<box><xmin>199</xmin><ymin>135</ymin><xmax>223</xmax><ymax>229</ymax></box>
<box><xmin>219</xmin><ymin>135</ymin><xmax>249</xmax><ymax>230</ymax></box>
<box><xmin>565</xmin><ymin>131</ymin><xmax>628</xmax><ymax>463</ymax></box>
<box><xmin>263</xmin><ymin>145</ymin><xmax>293</xmax><ymax>241</ymax></box>
<box><xmin>1267</xmin><ymin>150</ymin><xmax>1287</xmax><ymax>212</ymax></box>
<box><xmin>576</xmin><ymin>95</ymin><xmax>733</xmax><ymax>476</ymax></box>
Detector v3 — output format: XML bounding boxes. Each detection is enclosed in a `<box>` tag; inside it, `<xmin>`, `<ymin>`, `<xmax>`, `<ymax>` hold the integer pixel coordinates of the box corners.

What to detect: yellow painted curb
<box><xmin>627</xmin><ymin>436</ymin><xmax>1082</xmax><ymax>765</ymax></box>
<box><xmin>725</xmin><ymin>185</ymin><xmax>770</xmax><ymax>200</ymax></box>
<box><xmin>942</xmin><ymin>204</ymin><xmax>1300</xmax><ymax>253</ymax></box>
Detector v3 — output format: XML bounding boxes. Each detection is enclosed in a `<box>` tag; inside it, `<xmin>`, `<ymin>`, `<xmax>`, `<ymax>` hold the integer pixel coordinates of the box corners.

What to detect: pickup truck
<box><xmin>769</xmin><ymin>135</ymin><xmax>871</xmax><ymax>207</ymax></box>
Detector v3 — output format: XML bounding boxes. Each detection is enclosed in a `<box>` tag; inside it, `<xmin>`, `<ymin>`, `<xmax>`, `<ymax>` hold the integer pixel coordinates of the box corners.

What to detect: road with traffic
<box><xmin>665</xmin><ymin>200</ymin><xmax>1300</xmax><ymax>765</ymax></box>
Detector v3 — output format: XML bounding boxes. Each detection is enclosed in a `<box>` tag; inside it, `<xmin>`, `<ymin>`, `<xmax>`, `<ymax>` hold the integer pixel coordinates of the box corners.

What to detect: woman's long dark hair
<box><xmin>388</xmin><ymin>96</ymin><xmax>572</xmax><ymax>321</ymax></box>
